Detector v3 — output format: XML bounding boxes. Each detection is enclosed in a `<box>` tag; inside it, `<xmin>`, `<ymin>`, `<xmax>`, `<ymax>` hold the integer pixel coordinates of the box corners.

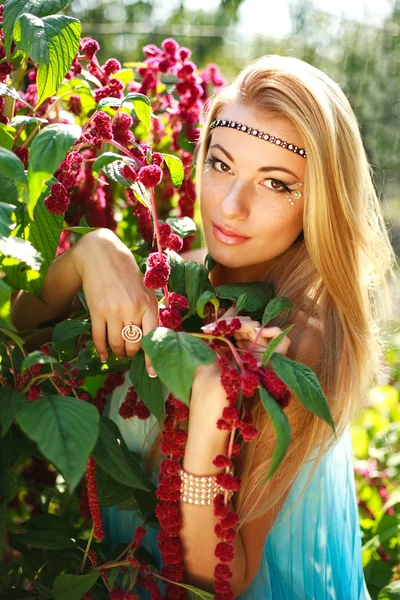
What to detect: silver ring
<box><xmin>121</xmin><ymin>323</ymin><xmax>143</xmax><ymax>343</ymax></box>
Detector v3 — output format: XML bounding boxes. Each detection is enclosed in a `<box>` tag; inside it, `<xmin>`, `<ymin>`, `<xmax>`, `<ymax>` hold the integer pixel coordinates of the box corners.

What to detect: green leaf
<box><xmin>196</xmin><ymin>290</ymin><xmax>219</xmax><ymax>319</ymax></box>
<box><xmin>92</xmin><ymin>152</ymin><xmax>137</xmax><ymax>178</ymax></box>
<box><xmin>10</xmin><ymin>530</ymin><xmax>75</xmax><ymax>550</ymax></box>
<box><xmin>10</xmin><ymin>115</ymin><xmax>48</xmax><ymax>127</ymax></box>
<box><xmin>0</xmin><ymin>122</ymin><xmax>16</xmax><ymax>150</ymax></box>
<box><xmin>53</xmin><ymin>572</ymin><xmax>100</xmax><ymax>600</ymax></box>
<box><xmin>0</xmin><ymin>173</ymin><xmax>18</xmax><ymax>206</ymax></box>
<box><xmin>127</xmin><ymin>93</ymin><xmax>152</xmax><ymax>131</ymax></box>
<box><xmin>16</xmin><ymin>396</ymin><xmax>100</xmax><ymax>492</ymax></box>
<box><xmin>262</xmin><ymin>296</ymin><xmax>294</xmax><ymax>327</ymax></box>
<box><xmin>270</xmin><ymin>353</ymin><xmax>335</xmax><ymax>433</ymax></box>
<box><xmin>129</xmin><ymin>350</ymin><xmax>165</xmax><ymax>422</ymax></box>
<box><xmin>235</xmin><ymin>293</ymin><xmax>247</xmax><ymax>313</ymax></box>
<box><xmin>1</xmin><ymin>181</ymin><xmax>63</xmax><ymax>296</ymax></box>
<box><xmin>21</xmin><ymin>350</ymin><xmax>58</xmax><ymax>374</ymax></box>
<box><xmin>378</xmin><ymin>580</ymin><xmax>400</xmax><ymax>600</ymax></box>
<box><xmin>0</xmin><ymin>387</ymin><xmax>26</xmax><ymax>436</ymax></box>
<box><xmin>96</xmin><ymin>466</ymin><xmax>134</xmax><ymax>508</ymax></box>
<box><xmin>62</xmin><ymin>226</ymin><xmax>100</xmax><ymax>235</ymax></box>
<box><xmin>185</xmin><ymin>261</ymin><xmax>211</xmax><ymax>315</ymax></box>
<box><xmin>0</xmin><ymin>202</ymin><xmax>15</xmax><ymax>238</ymax></box>
<box><xmin>52</xmin><ymin>318</ymin><xmax>91</xmax><ymax>346</ymax></box>
<box><xmin>261</xmin><ymin>325</ymin><xmax>294</xmax><ymax>365</ymax></box>
<box><xmin>162</xmin><ymin>153</ymin><xmax>184</xmax><ymax>188</ymax></box>
<box><xmin>13</xmin><ymin>13</ymin><xmax>81</xmax><ymax>107</ymax></box>
<box><xmin>27</xmin><ymin>123</ymin><xmax>81</xmax><ymax>216</ymax></box>
<box><xmin>3</xmin><ymin>0</ymin><xmax>69</xmax><ymax>55</ymax></box>
<box><xmin>215</xmin><ymin>282</ymin><xmax>274</xmax><ymax>317</ymax></box>
<box><xmin>166</xmin><ymin>216</ymin><xmax>196</xmax><ymax>238</ymax></box>
<box><xmin>0</xmin><ymin>146</ymin><xmax>25</xmax><ymax>182</ymax></box>
<box><xmin>0</xmin><ymin>82</ymin><xmax>34</xmax><ymax>109</ymax></box>
<box><xmin>204</xmin><ymin>253</ymin><xmax>216</xmax><ymax>273</ymax></box>
<box><xmin>92</xmin><ymin>417</ymin><xmax>154</xmax><ymax>491</ymax></box>
<box><xmin>166</xmin><ymin>249</ymin><xmax>186</xmax><ymax>295</ymax></box>
<box><xmin>0</xmin><ymin>235</ymin><xmax>43</xmax><ymax>271</ymax></box>
<box><xmin>141</xmin><ymin>327</ymin><xmax>216</xmax><ymax>405</ymax></box>
<box><xmin>259</xmin><ymin>388</ymin><xmax>291</xmax><ymax>482</ymax></box>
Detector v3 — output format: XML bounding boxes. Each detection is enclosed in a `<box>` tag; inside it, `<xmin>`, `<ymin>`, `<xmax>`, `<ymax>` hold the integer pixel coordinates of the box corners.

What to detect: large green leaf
<box><xmin>27</xmin><ymin>123</ymin><xmax>81</xmax><ymax>215</ymax></box>
<box><xmin>185</xmin><ymin>260</ymin><xmax>211</xmax><ymax>316</ymax></box>
<box><xmin>162</xmin><ymin>153</ymin><xmax>184</xmax><ymax>187</ymax></box>
<box><xmin>92</xmin><ymin>417</ymin><xmax>154</xmax><ymax>492</ymax></box>
<box><xmin>166</xmin><ymin>216</ymin><xmax>197</xmax><ymax>238</ymax></box>
<box><xmin>1</xmin><ymin>183</ymin><xmax>63</xmax><ymax>297</ymax></box>
<box><xmin>259</xmin><ymin>387</ymin><xmax>291</xmax><ymax>482</ymax></box>
<box><xmin>15</xmin><ymin>395</ymin><xmax>100</xmax><ymax>492</ymax></box>
<box><xmin>53</xmin><ymin>572</ymin><xmax>100</xmax><ymax>600</ymax></box>
<box><xmin>215</xmin><ymin>282</ymin><xmax>274</xmax><ymax>318</ymax></box>
<box><xmin>0</xmin><ymin>387</ymin><xmax>26</xmax><ymax>436</ymax></box>
<box><xmin>270</xmin><ymin>353</ymin><xmax>335</xmax><ymax>433</ymax></box>
<box><xmin>2</xmin><ymin>0</ymin><xmax>69</xmax><ymax>55</ymax></box>
<box><xmin>141</xmin><ymin>327</ymin><xmax>216</xmax><ymax>405</ymax></box>
<box><xmin>10</xmin><ymin>530</ymin><xmax>75</xmax><ymax>550</ymax></box>
<box><xmin>21</xmin><ymin>350</ymin><xmax>58</xmax><ymax>373</ymax></box>
<box><xmin>0</xmin><ymin>203</ymin><xmax>15</xmax><ymax>238</ymax></box>
<box><xmin>196</xmin><ymin>290</ymin><xmax>219</xmax><ymax>319</ymax></box>
<box><xmin>0</xmin><ymin>147</ymin><xmax>28</xmax><ymax>203</ymax></box>
<box><xmin>13</xmin><ymin>13</ymin><xmax>81</xmax><ymax>107</ymax></box>
<box><xmin>0</xmin><ymin>122</ymin><xmax>16</xmax><ymax>150</ymax></box>
<box><xmin>52</xmin><ymin>319</ymin><xmax>91</xmax><ymax>346</ymax></box>
<box><xmin>129</xmin><ymin>349</ymin><xmax>165</xmax><ymax>422</ymax></box>
<box><xmin>0</xmin><ymin>173</ymin><xmax>18</xmax><ymax>206</ymax></box>
<box><xmin>10</xmin><ymin>115</ymin><xmax>48</xmax><ymax>127</ymax></box>
<box><xmin>0</xmin><ymin>235</ymin><xmax>43</xmax><ymax>271</ymax></box>
<box><xmin>0</xmin><ymin>82</ymin><xmax>34</xmax><ymax>109</ymax></box>
<box><xmin>262</xmin><ymin>296</ymin><xmax>294</xmax><ymax>327</ymax></box>
<box><xmin>261</xmin><ymin>325</ymin><xmax>294</xmax><ymax>366</ymax></box>
<box><xmin>166</xmin><ymin>249</ymin><xmax>186</xmax><ymax>295</ymax></box>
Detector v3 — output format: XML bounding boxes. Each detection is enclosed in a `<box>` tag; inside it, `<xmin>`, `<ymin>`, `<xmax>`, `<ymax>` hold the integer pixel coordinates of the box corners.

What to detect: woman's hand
<box><xmin>72</xmin><ymin>228</ymin><xmax>159</xmax><ymax>374</ymax></box>
<box><xmin>201</xmin><ymin>305</ymin><xmax>291</xmax><ymax>363</ymax></box>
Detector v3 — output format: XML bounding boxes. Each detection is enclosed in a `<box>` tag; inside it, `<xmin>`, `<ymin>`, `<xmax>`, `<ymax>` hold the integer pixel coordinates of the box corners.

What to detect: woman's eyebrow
<box><xmin>209</xmin><ymin>143</ymin><xmax>299</xmax><ymax>178</ymax></box>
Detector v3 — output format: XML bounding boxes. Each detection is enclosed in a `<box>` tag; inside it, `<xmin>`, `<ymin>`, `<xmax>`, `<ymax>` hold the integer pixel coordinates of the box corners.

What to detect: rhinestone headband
<box><xmin>209</xmin><ymin>119</ymin><xmax>307</xmax><ymax>159</ymax></box>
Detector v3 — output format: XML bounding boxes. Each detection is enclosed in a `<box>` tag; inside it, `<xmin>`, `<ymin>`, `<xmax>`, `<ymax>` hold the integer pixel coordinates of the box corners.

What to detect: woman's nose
<box><xmin>220</xmin><ymin>180</ymin><xmax>250</xmax><ymax>220</ymax></box>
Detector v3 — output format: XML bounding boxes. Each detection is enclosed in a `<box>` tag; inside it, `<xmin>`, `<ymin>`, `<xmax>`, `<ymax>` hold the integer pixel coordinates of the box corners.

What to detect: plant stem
<box><xmin>80</xmin><ymin>524</ymin><xmax>94</xmax><ymax>573</ymax></box>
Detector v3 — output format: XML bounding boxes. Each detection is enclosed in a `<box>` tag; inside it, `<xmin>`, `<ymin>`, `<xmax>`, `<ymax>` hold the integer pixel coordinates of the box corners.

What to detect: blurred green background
<box><xmin>66</xmin><ymin>0</ymin><xmax>400</xmax><ymax>593</ymax></box>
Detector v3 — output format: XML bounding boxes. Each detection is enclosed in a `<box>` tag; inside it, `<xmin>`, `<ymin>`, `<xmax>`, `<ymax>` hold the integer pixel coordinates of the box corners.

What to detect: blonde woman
<box><xmin>12</xmin><ymin>54</ymin><xmax>395</xmax><ymax>598</ymax></box>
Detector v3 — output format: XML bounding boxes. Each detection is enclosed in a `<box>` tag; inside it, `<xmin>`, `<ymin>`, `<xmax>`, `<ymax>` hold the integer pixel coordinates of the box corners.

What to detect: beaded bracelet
<box><xmin>179</xmin><ymin>466</ymin><xmax>234</xmax><ymax>506</ymax></box>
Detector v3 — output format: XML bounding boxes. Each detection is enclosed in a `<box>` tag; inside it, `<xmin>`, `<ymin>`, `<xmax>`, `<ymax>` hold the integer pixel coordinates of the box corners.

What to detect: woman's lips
<box><xmin>212</xmin><ymin>222</ymin><xmax>251</xmax><ymax>246</ymax></box>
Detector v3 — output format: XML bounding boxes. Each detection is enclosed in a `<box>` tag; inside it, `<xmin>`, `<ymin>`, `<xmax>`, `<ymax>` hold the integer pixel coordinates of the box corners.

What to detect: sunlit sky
<box><xmin>155</xmin><ymin>0</ymin><xmax>395</xmax><ymax>36</ymax></box>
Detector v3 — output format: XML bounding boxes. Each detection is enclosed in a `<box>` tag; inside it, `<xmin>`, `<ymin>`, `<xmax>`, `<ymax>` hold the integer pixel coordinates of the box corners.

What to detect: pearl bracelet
<box><xmin>179</xmin><ymin>467</ymin><xmax>234</xmax><ymax>506</ymax></box>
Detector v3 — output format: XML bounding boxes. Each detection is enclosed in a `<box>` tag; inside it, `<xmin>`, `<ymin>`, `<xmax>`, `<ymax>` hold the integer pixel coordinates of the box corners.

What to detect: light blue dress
<box><xmin>102</xmin><ymin>370</ymin><xmax>371</xmax><ymax>600</ymax></box>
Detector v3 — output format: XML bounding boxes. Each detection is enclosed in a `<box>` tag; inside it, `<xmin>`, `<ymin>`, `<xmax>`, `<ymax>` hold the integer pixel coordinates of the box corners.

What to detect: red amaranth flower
<box><xmin>121</xmin><ymin>164</ymin><xmax>138</xmax><ymax>182</ymax></box>
<box><xmin>14</xmin><ymin>147</ymin><xmax>29</xmax><ymax>168</ymax></box>
<box><xmin>85</xmin><ymin>456</ymin><xmax>104</xmax><ymax>540</ymax></box>
<box><xmin>81</xmin><ymin>37</ymin><xmax>100</xmax><ymax>60</ymax></box>
<box><xmin>168</xmin><ymin>292</ymin><xmax>189</xmax><ymax>312</ymax></box>
<box><xmin>215</xmin><ymin>541</ymin><xmax>234</xmax><ymax>563</ymax></box>
<box><xmin>259</xmin><ymin>367</ymin><xmax>291</xmax><ymax>408</ymax></box>
<box><xmin>44</xmin><ymin>183</ymin><xmax>70</xmax><ymax>215</ymax></box>
<box><xmin>92</xmin><ymin>111</ymin><xmax>113</xmax><ymax>140</ymax></box>
<box><xmin>138</xmin><ymin>164</ymin><xmax>163</xmax><ymax>188</ymax></box>
<box><xmin>67</xmin><ymin>95</ymin><xmax>82</xmax><ymax>115</ymax></box>
<box><xmin>159</xmin><ymin>307</ymin><xmax>182</xmax><ymax>330</ymax></box>
<box><xmin>103</xmin><ymin>58</ymin><xmax>121</xmax><ymax>75</ymax></box>
<box><xmin>165</xmin><ymin>233</ymin><xmax>183</xmax><ymax>253</ymax></box>
<box><xmin>143</xmin><ymin>261</ymin><xmax>171</xmax><ymax>289</ymax></box>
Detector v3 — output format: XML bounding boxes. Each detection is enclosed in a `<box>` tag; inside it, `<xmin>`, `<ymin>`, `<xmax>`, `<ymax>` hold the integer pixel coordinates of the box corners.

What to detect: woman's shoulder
<box><xmin>180</xmin><ymin>247</ymin><xmax>208</xmax><ymax>265</ymax></box>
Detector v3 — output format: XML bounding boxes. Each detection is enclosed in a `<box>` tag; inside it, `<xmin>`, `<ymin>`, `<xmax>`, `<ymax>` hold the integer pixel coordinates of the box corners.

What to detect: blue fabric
<box><xmin>102</xmin><ymin>371</ymin><xmax>371</xmax><ymax>600</ymax></box>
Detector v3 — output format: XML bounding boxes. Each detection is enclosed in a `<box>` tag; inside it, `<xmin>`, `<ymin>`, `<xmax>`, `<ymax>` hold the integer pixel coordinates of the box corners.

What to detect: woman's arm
<box><xmin>179</xmin><ymin>361</ymin><xmax>247</xmax><ymax>596</ymax></box>
<box><xmin>10</xmin><ymin>246</ymin><xmax>82</xmax><ymax>331</ymax></box>
<box><xmin>11</xmin><ymin>228</ymin><xmax>160</xmax><ymax>372</ymax></box>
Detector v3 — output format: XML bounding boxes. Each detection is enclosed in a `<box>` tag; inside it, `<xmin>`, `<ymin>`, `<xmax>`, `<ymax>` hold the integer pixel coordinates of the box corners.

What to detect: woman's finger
<box><xmin>108</xmin><ymin>317</ymin><xmax>129</xmax><ymax>360</ymax></box>
<box><xmin>92</xmin><ymin>316</ymin><xmax>107</xmax><ymax>362</ymax></box>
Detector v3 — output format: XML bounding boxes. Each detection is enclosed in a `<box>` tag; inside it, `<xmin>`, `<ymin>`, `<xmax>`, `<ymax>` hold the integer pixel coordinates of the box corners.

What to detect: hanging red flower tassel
<box><xmin>85</xmin><ymin>456</ymin><xmax>104</xmax><ymax>540</ymax></box>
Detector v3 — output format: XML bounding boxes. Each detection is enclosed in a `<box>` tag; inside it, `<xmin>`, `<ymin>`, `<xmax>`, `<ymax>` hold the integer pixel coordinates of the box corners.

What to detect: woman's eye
<box><xmin>205</xmin><ymin>157</ymin><xmax>231</xmax><ymax>173</ymax></box>
<box><xmin>262</xmin><ymin>178</ymin><xmax>288</xmax><ymax>193</ymax></box>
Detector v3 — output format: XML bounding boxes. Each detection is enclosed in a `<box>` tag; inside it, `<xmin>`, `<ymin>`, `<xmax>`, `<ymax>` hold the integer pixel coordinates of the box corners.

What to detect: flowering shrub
<box><xmin>0</xmin><ymin>0</ymin><xmax>398</xmax><ymax>598</ymax></box>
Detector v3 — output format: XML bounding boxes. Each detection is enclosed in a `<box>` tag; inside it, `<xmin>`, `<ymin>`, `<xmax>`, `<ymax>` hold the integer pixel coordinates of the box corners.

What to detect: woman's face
<box><xmin>200</xmin><ymin>103</ymin><xmax>307</xmax><ymax>281</ymax></box>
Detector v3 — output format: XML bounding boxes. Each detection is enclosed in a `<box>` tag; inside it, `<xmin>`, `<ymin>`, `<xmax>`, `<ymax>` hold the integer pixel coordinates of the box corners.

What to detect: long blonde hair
<box><xmin>145</xmin><ymin>54</ymin><xmax>396</xmax><ymax>528</ymax></box>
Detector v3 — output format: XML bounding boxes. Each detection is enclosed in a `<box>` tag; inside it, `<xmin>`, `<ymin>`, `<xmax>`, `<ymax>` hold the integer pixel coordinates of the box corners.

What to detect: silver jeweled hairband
<box><xmin>209</xmin><ymin>119</ymin><xmax>307</xmax><ymax>159</ymax></box>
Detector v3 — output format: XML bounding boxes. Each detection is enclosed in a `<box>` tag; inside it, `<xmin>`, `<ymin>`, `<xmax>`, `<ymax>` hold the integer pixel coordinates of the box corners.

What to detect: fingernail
<box><xmin>100</xmin><ymin>354</ymin><xmax>107</xmax><ymax>363</ymax></box>
<box><xmin>201</xmin><ymin>324</ymin><xmax>215</xmax><ymax>331</ymax></box>
<box><xmin>148</xmin><ymin>367</ymin><xmax>157</xmax><ymax>378</ymax></box>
